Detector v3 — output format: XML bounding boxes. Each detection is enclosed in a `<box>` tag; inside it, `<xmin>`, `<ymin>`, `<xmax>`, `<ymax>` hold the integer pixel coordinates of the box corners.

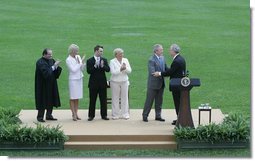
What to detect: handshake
<box><xmin>152</xmin><ymin>71</ymin><xmax>161</xmax><ymax>77</ymax></box>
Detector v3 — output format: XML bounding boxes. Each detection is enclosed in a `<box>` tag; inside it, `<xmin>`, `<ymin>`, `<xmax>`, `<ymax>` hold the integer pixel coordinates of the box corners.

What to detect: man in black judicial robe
<box><xmin>86</xmin><ymin>45</ymin><xmax>110</xmax><ymax>121</ymax></box>
<box><xmin>153</xmin><ymin>44</ymin><xmax>186</xmax><ymax>125</ymax></box>
<box><xmin>35</xmin><ymin>48</ymin><xmax>62</xmax><ymax>122</ymax></box>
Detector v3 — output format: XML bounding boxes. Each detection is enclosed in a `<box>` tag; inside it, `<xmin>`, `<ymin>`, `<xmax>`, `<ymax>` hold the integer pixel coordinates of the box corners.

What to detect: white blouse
<box><xmin>66</xmin><ymin>55</ymin><xmax>85</xmax><ymax>80</ymax></box>
<box><xmin>109</xmin><ymin>58</ymin><xmax>131</xmax><ymax>82</ymax></box>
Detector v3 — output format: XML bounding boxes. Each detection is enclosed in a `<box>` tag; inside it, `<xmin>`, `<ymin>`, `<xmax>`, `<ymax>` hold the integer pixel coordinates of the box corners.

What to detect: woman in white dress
<box><xmin>109</xmin><ymin>48</ymin><xmax>132</xmax><ymax>120</ymax></box>
<box><xmin>66</xmin><ymin>44</ymin><xmax>86</xmax><ymax>121</ymax></box>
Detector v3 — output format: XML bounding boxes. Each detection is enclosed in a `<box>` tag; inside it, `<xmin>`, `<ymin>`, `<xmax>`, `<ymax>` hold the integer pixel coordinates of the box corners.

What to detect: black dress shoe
<box><xmin>88</xmin><ymin>117</ymin><xmax>94</xmax><ymax>121</ymax></box>
<box><xmin>171</xmin><ymin>120</ymin><xmax>177</xmax><ymax>125</ymax></box>
<box><xmin>143</xmin><ymin>117</ymin><xmax>148</xmax><ymax>122</ymax></box>
<box><xmin>46</xmin><ymin>117</ymin><xmax>57</xmax><ymax>121</ymax></box>
<box><xmin>37</xmin><ymin>119</ymin><xmax>45</xmax><ymax>122</ymax></box>
<box><xmin>155</xmin><ymin>118</ymin><xmax>165</xmax><ymax>122</ymax></box>
<box><xmin>102</xmin><ymin>117</ymin><xmax>109</xmax><ymax>120</ymax></box>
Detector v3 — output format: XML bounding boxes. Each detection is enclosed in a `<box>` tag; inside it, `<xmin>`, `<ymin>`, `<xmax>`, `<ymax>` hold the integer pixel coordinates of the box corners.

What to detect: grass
<box><xmin>0</xmin><ymin>0</ymin><xmax>250</xmax><ymax>157</ymax></box>
<box><xmin>0</xmin><ymin>149</ymin><xmax>251</xmax><ymax>157</ymax></box>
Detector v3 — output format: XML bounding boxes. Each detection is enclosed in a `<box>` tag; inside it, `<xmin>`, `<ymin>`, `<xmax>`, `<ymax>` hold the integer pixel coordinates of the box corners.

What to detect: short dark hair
<box><xmin>94</xmin><ymin>45</ymin><xmax>103</xmax><ymax>52</ymax></box>
<box><xmin>42</xmin><ymin>48</ymin><xmax>51</xmax><ymax>56</ymax></box>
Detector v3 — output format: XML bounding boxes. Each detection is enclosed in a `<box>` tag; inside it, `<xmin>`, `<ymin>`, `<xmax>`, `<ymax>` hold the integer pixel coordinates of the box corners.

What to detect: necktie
<box><xmin>97</xmin><ymin>57</ymin><xmax>100</xmax><ymax>67</ymax></box>
<box><xmin>159</xmin><ymin>57</ymin><xmax>164</xmax><ymax>72</ymax></box>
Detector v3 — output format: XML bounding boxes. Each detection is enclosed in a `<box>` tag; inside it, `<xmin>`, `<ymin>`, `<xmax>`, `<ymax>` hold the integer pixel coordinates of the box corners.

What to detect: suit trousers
<box><xmin>142</xmin><ymin>87</ymin><xmax>164</xmax><ymax>119</ymax></box>
<box><xmin>37</xmin><ymin>108</ymin><xmax>53</xmax><ymax>120</ymax></box>
<box><xmin>110</xmin><ymin>81</ymin><xmax>129</xmax><ymax>119</ymax></box>
<box><xmin>88</xmin><ymin>87</ymin><xmax>107</xmax><ymax>118</ymax></box>
<box><xmin>172</xmin><ymin>90</ymin><xmax>181</xmax><ymax>115</ymax></box>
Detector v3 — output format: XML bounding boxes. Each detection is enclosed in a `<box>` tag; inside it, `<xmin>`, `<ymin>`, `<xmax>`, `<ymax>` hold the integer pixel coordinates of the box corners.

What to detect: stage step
<box><xmin>64</xmin><ymin>134</ymin><xmax>177</xmax><ymax>150</ymax></box>
<box><xmin>64</xmin><ymin>141</ymin><xmax>177</xmax><ymax>150</ymax></box>
<box><xmin>67</xmin><ymin>135</ymin><xmax>175</xmax><ymax>142</ymax></box>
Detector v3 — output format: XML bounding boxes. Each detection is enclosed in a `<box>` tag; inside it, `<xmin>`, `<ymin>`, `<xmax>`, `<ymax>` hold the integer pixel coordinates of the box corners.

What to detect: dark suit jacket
<box><xmin>147</xmin><ymin>55</ymin><xmax>167</xmax><ymax>89</ymax></box>
<box><xmin>161</xmin><ymin>54</ymin><xmax>186</xmax><ymax>91</ymax></box>
<box><xmin>86</xmin><ymin>56</ymin><xmax>110</xmax><ymax>88</ymax></box>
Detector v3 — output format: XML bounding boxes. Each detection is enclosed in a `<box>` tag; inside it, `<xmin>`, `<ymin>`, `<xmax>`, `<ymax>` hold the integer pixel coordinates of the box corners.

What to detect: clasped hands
<box><xmin>120</xmin><ymin>63</ymin><xmax>126</xmax><ymax>71</ymax></box>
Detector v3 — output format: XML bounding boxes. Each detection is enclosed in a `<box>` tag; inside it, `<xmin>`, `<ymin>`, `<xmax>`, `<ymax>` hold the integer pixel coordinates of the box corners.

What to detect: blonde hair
<box><xmin>68</xmin><ymin>44</ymin><xmax>79</xmax><ymax>55</ymax></box>
<box><xmin>113</xmin><ymin>48</ymin><xmax>124</xmax><ymax>56</ymax></box>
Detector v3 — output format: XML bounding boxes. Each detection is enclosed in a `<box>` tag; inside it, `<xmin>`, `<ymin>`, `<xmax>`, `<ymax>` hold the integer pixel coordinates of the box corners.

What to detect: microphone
<box><xmin>186</xmin><ymin>70</ymin><xmax>189</xmax><ymax>77</ymax></box>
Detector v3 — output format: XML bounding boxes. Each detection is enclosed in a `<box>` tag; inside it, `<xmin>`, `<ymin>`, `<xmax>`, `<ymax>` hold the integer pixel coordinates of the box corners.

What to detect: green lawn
<box><xmin>0</xmin><ymin>0</ymin><xmax>250</xmax><ymax>157</ymax></box>
<box><xmin>0</xmin><ymin>149</ymin><xmax>251</xmax><ymax>157</ymax></box>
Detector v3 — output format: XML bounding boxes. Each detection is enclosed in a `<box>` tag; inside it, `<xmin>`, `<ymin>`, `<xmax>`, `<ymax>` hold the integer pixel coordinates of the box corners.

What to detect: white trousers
<box><xmin>110</xmin><ymin>81</ymin><xmax>129</xmax><ymax>119</ymax></box>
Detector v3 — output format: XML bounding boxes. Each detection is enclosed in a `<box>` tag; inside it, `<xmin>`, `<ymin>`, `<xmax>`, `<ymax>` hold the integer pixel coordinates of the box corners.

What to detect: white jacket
<box><xmin>109</xmin><ymin>58</ymin><xmax>131</xmax><ymax>82</ymax></box>
<box><xmin>66</xmin><ymin>55</ymin><xmax>85</xmax><ymax>80</ymax></box>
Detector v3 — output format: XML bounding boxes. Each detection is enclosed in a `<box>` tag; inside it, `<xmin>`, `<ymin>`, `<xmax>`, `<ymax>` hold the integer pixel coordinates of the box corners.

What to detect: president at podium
<box><xmin>153</xmin><ymin>44</ymin><xmax>186</xmax><ymax>125</ymax></box>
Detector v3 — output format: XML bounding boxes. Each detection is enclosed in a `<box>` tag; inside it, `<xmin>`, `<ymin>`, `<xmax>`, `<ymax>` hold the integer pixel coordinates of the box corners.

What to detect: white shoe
<box><xmin>123</xmin><ymin>116</ymin><xmax>130</xmax><ymax>120</ymax></box>
<box><xmin>112</xmin><ymin>117</ymin><xmax>119</xmax><ymax>120</ymax></box>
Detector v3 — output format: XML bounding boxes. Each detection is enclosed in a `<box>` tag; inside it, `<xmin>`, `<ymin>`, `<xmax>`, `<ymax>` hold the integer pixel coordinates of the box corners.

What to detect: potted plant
<box><xmin>174</xmin><ymin>113</ymin><xmax>250</xmax><ymax>149</ymax></box>
<box><xmin>0</xmin><ymin>107</ymin><xmax>68</xmax><ymax>150</ymax></box>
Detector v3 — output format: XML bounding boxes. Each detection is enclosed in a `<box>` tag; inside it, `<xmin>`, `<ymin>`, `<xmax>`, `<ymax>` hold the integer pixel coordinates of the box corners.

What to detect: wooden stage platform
<box><xmin>19</xmin><ymin>109</ymin><xmax>225</xmax><ymax>150</ymax></box>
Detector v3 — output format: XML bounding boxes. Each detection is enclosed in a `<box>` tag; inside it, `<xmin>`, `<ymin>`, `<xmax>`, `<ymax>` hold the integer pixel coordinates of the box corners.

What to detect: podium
<box><xmin>170</xmin><ymin>77</ymin><xmax>200</xmax><ymax>128</ymax></box>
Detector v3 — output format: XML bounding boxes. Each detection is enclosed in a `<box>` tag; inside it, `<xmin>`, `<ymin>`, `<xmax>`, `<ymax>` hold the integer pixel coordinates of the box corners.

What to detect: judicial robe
<box><xmin>35</xmin><ymin>57</ymin><xmax>62</xmax><ymax>110</ymax></box>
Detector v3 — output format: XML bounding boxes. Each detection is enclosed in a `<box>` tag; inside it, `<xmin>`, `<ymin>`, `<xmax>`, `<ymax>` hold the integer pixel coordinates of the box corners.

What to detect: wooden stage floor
<box><xmin>19</xmin><ymin>109</ymin><xmax>225</xmax><ymax>136</ymax></box>
<box><xmin>19</xmin><ymin>109</ymin><xmax>225</xmax><ymax>150</ymax></box>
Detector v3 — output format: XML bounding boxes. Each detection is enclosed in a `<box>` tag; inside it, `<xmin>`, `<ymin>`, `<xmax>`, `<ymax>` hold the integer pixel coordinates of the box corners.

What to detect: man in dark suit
<box><xmin>153</xmin><ymin>44</ymin><xmax>186</xmax><ymax>125</ymax></box>
<box><xmin>86</xmin><ymin>45</ymin><xmax>110</xmax><ymax>121</ymax></box>
<box><xmin>142</xmin><ymin>44</ymin><xmax>167</xmax><ymax>122</ymax></box>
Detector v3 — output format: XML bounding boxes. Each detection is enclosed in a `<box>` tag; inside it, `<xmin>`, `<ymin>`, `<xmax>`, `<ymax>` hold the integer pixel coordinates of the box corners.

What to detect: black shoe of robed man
<box><xmin>46</xmin><ymin>117</ymin><xmax>58</xmax><ymax>121</ymax></box>
<box><xmin>37</xmin><ymin>119</ymin><xmax>45</xmax><ymax>122</ymax></box>
<box><xmin>155</xmin><ymin>118</ymin><xmax>165</xmax><ymax>122</ymax></box>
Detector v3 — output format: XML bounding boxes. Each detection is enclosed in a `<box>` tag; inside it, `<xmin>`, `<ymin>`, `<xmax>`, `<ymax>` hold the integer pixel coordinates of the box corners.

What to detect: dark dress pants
<box><xmin>142</xmin><ymin>87</ymin><xmax>164</xmax><ymax>119</ymax></box>
<box><xmin>88</xmin><ymin>87</ymin><xmax>107</xmax><ymax>118</ymax></box>
<box><xmin>172</xmin><ymin>90</ymin><xmax>181</xmax><ymax>115</ymax></box>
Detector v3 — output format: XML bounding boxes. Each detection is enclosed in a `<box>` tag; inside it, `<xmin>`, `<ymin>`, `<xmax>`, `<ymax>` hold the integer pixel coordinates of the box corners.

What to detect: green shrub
<box><xmin>0</xmin><ymin>107</ymin><xmax>68</xmax><ymax>144</ymax></box>
<box><xmin>174</xmin><ymin>113</ymin><xmax>250</xmax><ymax>144</ymax></box>
<box><xmin>0</xmin><ymin>107</ymin><xmax>20</xmax><ymax>124</ymax></box>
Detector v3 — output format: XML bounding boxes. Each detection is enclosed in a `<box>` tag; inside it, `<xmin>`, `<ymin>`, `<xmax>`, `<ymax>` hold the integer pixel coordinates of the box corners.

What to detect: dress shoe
<box><xmin>171</xmin><ymin>120</ymin><xmax>177</xmax><ymax>125</ymax></box>
<box><xmin>143</xmin><ymin>117</ymin><xmax>148</xmax><ymax>122</ymax></box>
<box><xmin>46</xmin><ymin>117</ymin><xmax>57</xmax><ymax>121</ymax></box>
<box><xmin>155</xmin><ymin>118</ymin><xmax>165</xmax><ymax>122</ymax></box>
<box><xmin>72</xmin><ymin>115</ymin><xmax>77</xmax><ymax>121</ymax></box>
<box><xmin>37</xmin><ymin>119</ymin><xmax>45</xmax><ymax>122</ymax></box>
<box><xmin>88</xmin><ymin>117</ymin><xmax>94</xmax><ymax>121</ymax></box>
<box><xmin>102</xmin><ymin>117</ymin><xmax>109</xmax><ymax>120</ymax></box>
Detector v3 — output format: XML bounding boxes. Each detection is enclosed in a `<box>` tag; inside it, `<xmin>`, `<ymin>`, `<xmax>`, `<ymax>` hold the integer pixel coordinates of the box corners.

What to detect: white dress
<box><xmin>66</xmin><ymin>55</ymin><xmax>85</xmax><ymax>99</ymax></box>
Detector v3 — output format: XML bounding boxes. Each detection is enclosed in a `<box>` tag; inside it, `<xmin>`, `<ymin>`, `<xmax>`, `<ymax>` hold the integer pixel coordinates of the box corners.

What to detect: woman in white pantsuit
<box><xmin>109</xmin><ymin>48</ymin><xmax>132</xmax><ymax>120</ymax></box>
<box><xmin>66</xmin><ymin>44</ymin><xmax>86</xmax><ymax>121</ymax></box>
